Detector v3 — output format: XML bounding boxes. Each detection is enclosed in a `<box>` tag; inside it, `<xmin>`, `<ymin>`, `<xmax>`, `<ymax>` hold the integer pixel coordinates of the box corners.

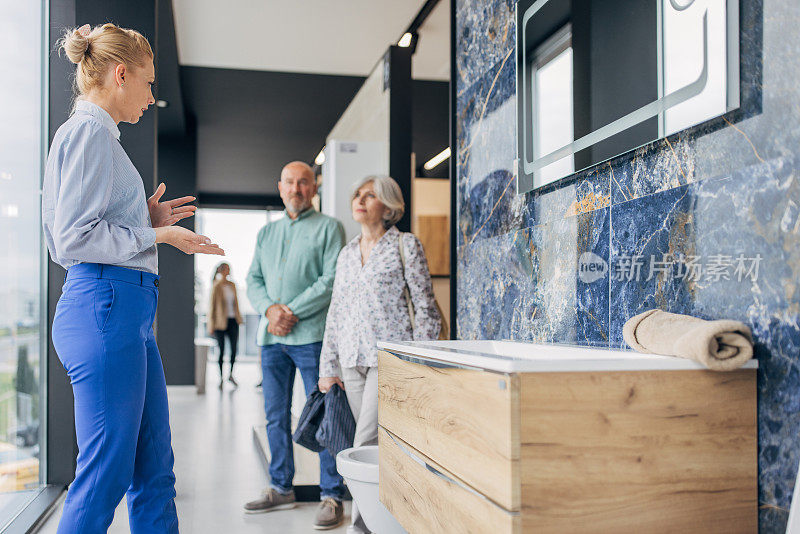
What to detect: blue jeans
<box><xmin>52</xmin><ymin>263</ymin><xmax>178</xmax><ymax>534</ymax></box>
<box><xmin>260</xmin><ymin>343</ymin><xmax>345</xmax><ymax>500</ymax></box>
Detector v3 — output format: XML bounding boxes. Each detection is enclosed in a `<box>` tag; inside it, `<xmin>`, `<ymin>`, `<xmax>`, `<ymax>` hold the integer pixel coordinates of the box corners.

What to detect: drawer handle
<box><xmin>387</xmin><ymin>431</ymin><xmax>477</xmax><ymax>494</ymax></box>
<box><xmin>388</xmin><ymin>351</ymin><xmax>483</xmax><ymax>371</ymax></box>
<box><xmin>386</xmin><ymin>431</ymin><xmax>517</xmax><ymax>515</ymax></box>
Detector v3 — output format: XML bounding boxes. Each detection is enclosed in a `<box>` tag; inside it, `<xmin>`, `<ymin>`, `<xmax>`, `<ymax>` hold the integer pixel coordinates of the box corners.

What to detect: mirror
<box><xmin>516</xmin><ymin>0</ymin><xmax>740</xmax><ymax>193</ymax></box>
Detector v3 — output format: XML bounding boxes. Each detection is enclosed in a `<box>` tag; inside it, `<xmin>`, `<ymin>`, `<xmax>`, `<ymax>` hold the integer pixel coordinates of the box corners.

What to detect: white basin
<box><xmin>376</xmin><ymin>339</ymin><xmax>759</xmax><ymax>373</ymax></box>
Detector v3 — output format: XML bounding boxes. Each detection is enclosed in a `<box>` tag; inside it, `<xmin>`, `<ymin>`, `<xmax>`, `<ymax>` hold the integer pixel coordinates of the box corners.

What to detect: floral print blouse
<box><xmin>320</xmin><ymin>226</ymin><xmax>441</xmax><ymax>378</ymax></box>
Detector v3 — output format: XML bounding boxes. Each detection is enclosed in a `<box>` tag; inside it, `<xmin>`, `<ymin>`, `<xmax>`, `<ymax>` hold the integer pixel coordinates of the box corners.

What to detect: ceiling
<box><xmin>412</xmin><ymin>0</ymin><xmax>450</xmax><ymax>81</ymax></box>
<box><xmin>172</xmin><ymin>0</ymin><xmax>448</xmax><ymax>80</ymax></box>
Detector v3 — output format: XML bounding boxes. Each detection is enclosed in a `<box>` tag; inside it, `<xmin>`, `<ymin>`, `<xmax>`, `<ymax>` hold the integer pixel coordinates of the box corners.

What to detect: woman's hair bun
<box><xmin>58</xmin><ymin>23</ymin><xmax>152</xmax><ymax>96</ymax></box>
<box><xmin>61</xmin><ymin>27</ymin><xmax>90</xmax><ymax>64</ymax></box>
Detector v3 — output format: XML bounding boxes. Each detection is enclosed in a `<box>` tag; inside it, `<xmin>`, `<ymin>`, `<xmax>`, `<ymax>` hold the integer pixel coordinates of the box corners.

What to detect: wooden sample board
<box><xmin>415</xmin><ymin>215</ymin><xmax>449</xmax><ymax>276</ymax></box>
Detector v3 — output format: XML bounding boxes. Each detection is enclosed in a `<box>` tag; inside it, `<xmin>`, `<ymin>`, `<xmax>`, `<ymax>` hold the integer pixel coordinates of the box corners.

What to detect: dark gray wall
<box><xmin>180</xmin><ymin>66</ymin><xmax>451</xmax><ymax>194</ymax></box>
<box><xmin>388</xmin><ymin>46</ymin><xmax>414</xmax><ymax>233</ymax></box>
<box><xmin>181</xmin><ymin>66</ymin><xmax>366</xmax><ymax>197</ymax></box>
<box><xmin>156</xmin><ymin>133</ymin><xmax>197</xmax><ymax>385</ymax></box>
<box><xmin>413</xmin><ymin>79</ymin><xmax>449</xmax><ymax>179</ymax></box>
<box><xmin>154</xmin><ymin>0</ymin><xmax>197</xmax><ymax>385</ymax></box>
<box><xmin>155</xmin><ymin>0</ymin><xmax>186</xmax><ymax>137</ymax></box>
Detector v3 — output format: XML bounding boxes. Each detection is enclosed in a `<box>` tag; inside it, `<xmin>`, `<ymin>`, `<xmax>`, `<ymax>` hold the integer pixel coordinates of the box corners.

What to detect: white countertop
<box><xmin>376</xmin><ymin>340</ymin><xmax>759</xmax><ymax>373</ymax></box>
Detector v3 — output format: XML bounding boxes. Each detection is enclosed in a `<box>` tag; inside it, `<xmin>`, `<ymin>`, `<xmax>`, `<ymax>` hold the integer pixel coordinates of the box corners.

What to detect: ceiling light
<box><xmin>398</xmin><ymin>32</ymin><xmax>413</xmax><ymax>47</ymax></box>
<box><xmin>156</xmin><ymin>100</ymin><xmax>169</xmax><ymax>108</ymax></box>
<box><xmin>0</xmin><ymin>171</ymin><xmax>11</xmax><ymax>180</ymax></box>
<box><xmin>423</xmin><ymin>147</ymin><xmax>451</xmax><ymax>170</ymax></box>
<box><xmin>315</xmin><ymin>148</ymin><xmax>326</xmax><ymax>166</ymax></box>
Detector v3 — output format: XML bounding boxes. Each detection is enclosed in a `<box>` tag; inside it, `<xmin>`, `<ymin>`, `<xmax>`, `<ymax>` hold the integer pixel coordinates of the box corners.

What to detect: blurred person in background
<box><xmin>208</xmin><ymin>262</ymin><xmax>243</xmax><ymax>388</ymax></box>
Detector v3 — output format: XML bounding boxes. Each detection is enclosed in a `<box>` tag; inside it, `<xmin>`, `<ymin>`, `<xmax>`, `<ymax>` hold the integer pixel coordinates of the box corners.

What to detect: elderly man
<box><xmin>244</xmin><ymin>161</ymin><xmax>346</xmax><ymax>530</ymax></box>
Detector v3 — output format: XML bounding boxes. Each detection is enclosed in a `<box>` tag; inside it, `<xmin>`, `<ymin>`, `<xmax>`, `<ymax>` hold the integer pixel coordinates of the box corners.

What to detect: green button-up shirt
<box><xmin>246</xmin><ymin>208</ymin><xmax>345</xmax><ymax>346</ymax></box>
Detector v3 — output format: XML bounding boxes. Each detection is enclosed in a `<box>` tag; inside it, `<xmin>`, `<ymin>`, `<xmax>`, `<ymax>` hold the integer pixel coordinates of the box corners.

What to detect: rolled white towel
<box><xmin>623</xmin><ymin>309</ymin><xmax>754</xmax><ymax>371</ymax></box>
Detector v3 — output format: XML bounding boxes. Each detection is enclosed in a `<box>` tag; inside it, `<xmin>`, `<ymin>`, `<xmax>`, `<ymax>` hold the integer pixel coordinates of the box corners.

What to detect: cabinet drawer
<box><xmin>377</xmin><ymin>350</ymin><xmax>519</xmax><ymax>510</ymax></box>
<box><xmin>379</xmin><ymin>426</ymin><xmax>519</xmax><ymax>534</ymax></box>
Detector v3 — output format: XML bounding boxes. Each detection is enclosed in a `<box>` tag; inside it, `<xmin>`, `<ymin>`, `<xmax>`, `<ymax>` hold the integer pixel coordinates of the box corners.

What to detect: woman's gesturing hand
<box><xmin>155</xmin><ymin>226</ymin><xmax>225</xmax><ymax>256</ymax></box>
<box><xmin>148</xmin><ymin>182</ymin><xmax>197</xmax><ymax>228</ymax></box>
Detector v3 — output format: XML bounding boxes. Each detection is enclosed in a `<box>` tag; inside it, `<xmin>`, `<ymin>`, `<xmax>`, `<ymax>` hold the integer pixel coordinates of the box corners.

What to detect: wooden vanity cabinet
<box><xmin>377</xmin><ymin>349</ymin><xmax>757</xmax><ymax>534</ymax></box>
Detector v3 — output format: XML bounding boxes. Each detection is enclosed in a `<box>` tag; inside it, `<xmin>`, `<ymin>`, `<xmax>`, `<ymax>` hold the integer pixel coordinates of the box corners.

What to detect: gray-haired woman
<box><xmin>318</xmin><ymin>175</ymin><xmax>440</xmax><ymax>534</ymax></box>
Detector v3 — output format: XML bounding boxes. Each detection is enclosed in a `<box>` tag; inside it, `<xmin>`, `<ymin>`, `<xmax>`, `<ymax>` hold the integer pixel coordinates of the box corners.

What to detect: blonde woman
<box><xmin>318</xmin><ymin>175</ymin><xmax>440</xmax><ymax>534</ymax></box>
<box><xmin>45</xmin><ymin>24</ymin><xmax>223</xmax><ymax>533</ymax></box>
<box><xmin>208</xmin><ymin>262</ymin><xmax>243</xmax><ymax>387</ymax></box>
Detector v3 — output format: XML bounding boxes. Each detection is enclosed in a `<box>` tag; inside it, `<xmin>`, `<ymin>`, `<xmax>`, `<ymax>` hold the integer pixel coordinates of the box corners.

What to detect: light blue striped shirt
<box><xmin>42</xmin><ymin>100</ymin><xmax>158</xmax><ymax>274</ymax></box>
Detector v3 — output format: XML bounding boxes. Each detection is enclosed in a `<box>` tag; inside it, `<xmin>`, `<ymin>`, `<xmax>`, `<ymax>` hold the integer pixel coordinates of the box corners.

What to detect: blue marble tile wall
<box><xmin>455</xmin><ymin>0</ymin><xmax>799</xmax><ymax>531</ymax></box>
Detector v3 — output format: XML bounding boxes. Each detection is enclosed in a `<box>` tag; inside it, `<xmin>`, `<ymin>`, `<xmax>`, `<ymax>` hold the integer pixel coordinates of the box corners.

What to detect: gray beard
<box><xmin>286</xmin><ymin>201</ymin><xmax>310</xmax><ymax>214</ymax></box>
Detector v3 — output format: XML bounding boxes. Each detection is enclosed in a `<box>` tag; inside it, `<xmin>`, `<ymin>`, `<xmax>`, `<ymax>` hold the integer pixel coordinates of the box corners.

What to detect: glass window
<box><xmin>194</xmin><ymin>209</ymin><xmax>281</xmax><ymax>356</ymax></box>
<box><xmin>530</xmin><ymin>26</ymin><xmax>574</xmax><ymax>188</ymax></box>
<box><xmin>0</xmin><ymin>0</ymin><xmax>46</xmax><ymax>524</ymax></box>
<box><xmin>661</xmin><ymin>0</ymin><xmax>731</xmax><ymax>135</ymax></box>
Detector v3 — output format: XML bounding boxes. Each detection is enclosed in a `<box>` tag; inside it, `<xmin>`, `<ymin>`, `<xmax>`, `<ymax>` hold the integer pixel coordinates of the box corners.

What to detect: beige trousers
<box><xmin>341</xmin><ymin>365</ymin><xmax>379</xmax><ymax>533</ymax></box>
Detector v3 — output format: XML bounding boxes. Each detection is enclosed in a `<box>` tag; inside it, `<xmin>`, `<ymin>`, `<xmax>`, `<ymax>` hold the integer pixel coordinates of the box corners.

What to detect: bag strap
<box><xmin>398</xmin><ymin>233</ymin><xmax>416</xmax><ymax>330</ymax></box>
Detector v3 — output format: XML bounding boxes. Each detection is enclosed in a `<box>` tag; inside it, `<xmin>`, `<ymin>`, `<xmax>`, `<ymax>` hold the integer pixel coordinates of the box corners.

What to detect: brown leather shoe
<box><xmin>243</xmin><ymin>488</ymin><xmax>296</xmax><ymax>514</ymax></box>
<box><xmin>314</xmin><ymin>497</ymin><xmax>344</xmax><ymax>530</ymax></box>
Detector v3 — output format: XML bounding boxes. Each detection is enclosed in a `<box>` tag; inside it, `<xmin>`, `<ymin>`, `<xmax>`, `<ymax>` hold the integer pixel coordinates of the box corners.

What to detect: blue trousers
<box><xmin>52</xmin><ymin>263</ymin><xmax>178</xmax><ymax>534</ymax></box>
<box><xmin>260</xmin><ymin>343</ymin><xmax>345</xmax><ymax>500</ymax></box>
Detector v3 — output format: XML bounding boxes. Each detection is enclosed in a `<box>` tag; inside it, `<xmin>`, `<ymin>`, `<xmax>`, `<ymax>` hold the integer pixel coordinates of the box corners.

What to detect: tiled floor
<box><xmin>36</xmin><ymin>360</ymin><xmax>351</xmax><ymax>533</ymax></box>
